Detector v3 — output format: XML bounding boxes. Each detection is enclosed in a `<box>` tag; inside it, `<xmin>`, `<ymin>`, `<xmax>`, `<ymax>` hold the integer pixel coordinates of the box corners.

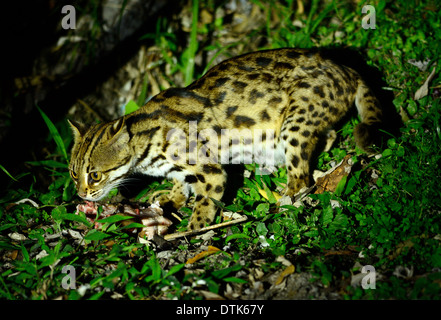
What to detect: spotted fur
<box><xmin>69</xmin><ymin>48</ymin><xmax>383</xmax><ymax>230</ymax></box>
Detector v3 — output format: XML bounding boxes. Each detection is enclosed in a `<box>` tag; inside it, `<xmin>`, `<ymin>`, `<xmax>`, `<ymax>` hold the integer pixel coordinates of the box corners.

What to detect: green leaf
<box><xmin>89</xmin><ymin>290</ymin><xmax>106</xmax><ymax>300</ymax></box>
<box><xmin>124</xmin><ymin>100</ymin><xmax>140</xmax><ymax>115</ymax></box>
<box><xmin>26</xmin><ymin>160</ymin><xmax>68</xmax><ymax>169</ymax></box>
<box><xmin>334</xmin><ymin>174</ymin><xmax>347</xmax><ymax>196</ymax></box>
<box><xmin>144</xmin><ymin>258</ymin><xmax>162</xmax><ymax>282</ymax></box>
<box><xmin>223</xmin><ymin>277</ymin><xmax>248</xmax><ymax>284</ymax></box>
<box><xmin>0</xmin><ymin>224</ymin><xmax>17</xmax><ymax>232</ymax></box>
<box><xmin>21</xmin><ymin>243</ymin><xmax>30</xmax><ymax>263</ymax></box>
<box><xmin>263</xmin><ymin>184</ymin><xmax>277</xmax><ymax>204</ymax></box>
<box><xmin>344</xmin><ymin>171</ymin><xmax>361</xmax><ymax>195</ymax></box>
<box><xmin>36</xmin><ymin>105</ymin><xmax>68</xmax><ymax>163</ymax></box>
<box><xmin>256</xmin><ymin>203</ymin><xmax>270</xmax><ymax>216</ymax></box>
<box><xmin>431</xmin><ymin>248</ymin><xmax>441</xmax><ymax>268</ymax></box>
<box><xmin>119</xmin><ymin>222</ymin><xmax>145</xmax><ymax>230</ymax></box>
<box><xmin>212</xmin><ymin>264</ymin><xmax>242</xmax><ymax>279</ymax></box>
<box><xmin>382</xmin><ymin>149</ymin><xmax>393</xmax><ymax>157</ymax></box>
<box><xmin>96</xmin><ymin>214</ymin><xmax>133</xmax><ymax>224</ymax></box>
<box><xmin>137</xmin><ymin>74</ymin><xmax>149</xmax><ymax>107</ymax></box>
<box><xmin>60</xmin><ymin>212</ymin><xmax>93</xmax><ymax>228</ymax></box>
<box><xmin>210</xmin><ymin>197</ymin><xmax>226</xmax><ymax>209</ymax></box>
<box><xmin>85</xmin><ymin>229</ymin><xmax>110</xmax><ymax>241</ymax></box>
<box><xmin>0</xmin><ymin>164</ymin><xmax>18</xmax><ymax>181</ymax></box>
<box><xmin>321</xmin><ymin>206</ymin><xmax>334</xmax><ymax>226</ymax></box>
<box><xmin>225</xmin><ymin>233</ymin><xmax>251</xmax><ymax>243</ymax></box>
<box><xmin>256</xmin><ymin>222</ymin><xmax>268</xmax><ymax>236</ymax></box>
<box><xmin>165</xmin><ymin>263</ymin><xmax>185</xmax><ymax>278</ymax></box>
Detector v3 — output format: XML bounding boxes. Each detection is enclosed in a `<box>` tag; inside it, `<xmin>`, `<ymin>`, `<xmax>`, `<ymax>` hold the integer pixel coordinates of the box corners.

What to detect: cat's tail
<box><xmin>353</xmin><ymin>80</ymin><xmax>385</xmax><ymax>152</ymax></box>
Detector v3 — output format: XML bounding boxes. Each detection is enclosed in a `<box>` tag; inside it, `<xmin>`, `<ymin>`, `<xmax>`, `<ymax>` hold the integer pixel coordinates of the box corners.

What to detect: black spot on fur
<box><xmin>227</xmin><ymin>106</ymin><xmax>238</xmax><ymax>118</ymax></box>
<box><xmin>247</xmin><ymin>73</ymin><xmax>259</xmax><ymax>81</ymax></box>
<box><xmin>212</xmin><ymin>125</ymin><xmax>222</xmax><ymax>135</ymax></box>
<box><xmin>260</xmin><ymin>110</ymin><xmax>271</xmax><ymax>121</ymax></box>
<box><xmin>217</xmin><ymin>63</ymin><xmax>231</xmax><ymax>71</ymax></box>
<box><xmin>292</xmin><ymin>155</ymin><xmax>300</xmax><ymax>168</ymax></box>
<box><xmin>298</xmin><ymin>82</ymin><xmax>311</xmax><ymax>89</ymax></box>
<box><xmin>286</xmin><ymin>50</ymin><xmax>302</xmax><ymax>59</ymax></box>
<box><xmin>268</xmin><ymin>96</ymin><xmax>283</xmax><ymax>107</ymax></box>
<box><xmin>185</xmin><ymin>175</ymin><xmax>198</xmax><ymax>184</ymax></box>
<box><xmin>234</xmin><ymin>115</ymin><xmax>256</xmax><ymax>127</ymax></box>
<box><xmin>202</xmin><ymin>164</ymin><xmax>223</xmax><ymax>175</ymax></box>
<box><xmin>249</xmin><ymin>89</ymin><xmax>265</xmax><ymax>104</ymax></box>
<box><xmin>238</xmin><ymin>65</ymin><xmax>256</xmax><ymax>72</ymax></box>
<box><xmin>302</xmin><ymin>130</ymin><xmax>311</xmax><ymax>137</ymax></box>
<box><xmin>275</xmin><ymin>62</ymin><xmax>293</xmax><ymax>69</ymax></box>
<box><xmin>214</xmin><ymin>77</ymin><xmax>230</xmax><ymax>87</ymax></box>
<box><xmin>256</xmin><ymin>57</ymin><xmax>273</xmax><ymax>67</ymax></box>
<box><xmin>162</xmin><ymin>88</ymin><xmax>212</xmax><ymax>107</ymax></box>
<box><xmin>232</xmin><ymin>81</ymin><xmax>248</xmax><ymax>93</ymax></box>
<box><xmin>289</xmin><ymin>126</ymin><xmax>300</xmax><ymax>132</ymax></box>
<box><xmin>214</xmin><ymin>91</ymin><xmax>227</xmax><ymax>105</ymax></box>
<box><xmin>313</xmin><ymin>85</ymin><xmax>325</xmax><ymax>98</ymax></box>
<box><xmin>290</xmin><ymin>138</ymin><xmax>299</xmax><ymax>147</ymax></box>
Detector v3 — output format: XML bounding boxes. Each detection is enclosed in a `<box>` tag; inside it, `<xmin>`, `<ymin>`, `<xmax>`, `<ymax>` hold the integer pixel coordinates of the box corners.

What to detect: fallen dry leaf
<box><xmin>222</xmin><ymin>211</ymin><xmax>244</xmax><ymax>221</ymax></box>
<box><xmin>256</xmin><ymin>184</ymin><xmax>282</xmax><ymax>201</ymax></box>
<box><xmin>199</xmin><ymin>290</ymin><xmax>225</xmax><ymax>300</ymax></box>
<box><xmin>414</xmin><ymin>65</ymin><xmax>436</xmax><ymax>100</ymax></box>
<box><xmin>314</xmin><ymin>155</ymin><xmax>352</xmax><ymax>194</ymax></box>
<box><xmin>388</xmin><ymin>234</ymin><xmax>427</xmax><ymax>260</ymax></box>
<box><xmin>324</xmin><ymin>250</ymin><xmax>355</xmax><ymax>256</ymax></box>
<box><xmin>186</xmin><ymin>246</ymin><xmax>221</xmax><ymax>264</ymax></box>
<box><xmin>8</xmin><ymin>232</ymin><xmax>27</xmax><ymax>241</ymax></box>
<box><xmin>3</xmin><ymin>250</ymin><xmax>19</xmax><ymax>261</ymax></box>
<box><xmin>275</xmin><ymin>265</ymin><xmax>295</xmax><ymax>286</ymax></box>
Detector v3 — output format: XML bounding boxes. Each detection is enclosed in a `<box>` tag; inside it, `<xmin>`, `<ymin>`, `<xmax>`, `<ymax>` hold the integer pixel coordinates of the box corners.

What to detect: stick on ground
<box><xmin>164</xmin><ymin>215</ymin><xmax>248</xmax><ymax>241</ymax></box>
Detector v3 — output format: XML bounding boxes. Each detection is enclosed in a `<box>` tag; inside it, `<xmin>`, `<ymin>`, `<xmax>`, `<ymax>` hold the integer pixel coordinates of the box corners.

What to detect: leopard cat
<box><xmin>68</xmin><ymin>48</ymin><xmax>383</xmax><ymax>230</ymax></box>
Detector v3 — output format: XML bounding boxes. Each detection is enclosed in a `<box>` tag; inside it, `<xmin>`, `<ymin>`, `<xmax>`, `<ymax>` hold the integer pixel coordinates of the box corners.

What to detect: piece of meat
<box><xmin>75</xmin><ymin>201</ymin><xmax>172</xmax><ymax>240</ymax></box>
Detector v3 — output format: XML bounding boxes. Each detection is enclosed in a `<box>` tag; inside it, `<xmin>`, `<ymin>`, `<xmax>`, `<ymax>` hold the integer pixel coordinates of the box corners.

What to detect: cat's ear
<box><xmin>68</xmin><ymin>119</ymin><xmax>88</xmax><ymax>141</ymax></box>
<box><xmin>108</xmin><ymin>118</ymin><xmax>129</xmax><ymax>151</ymax></box>
<box><xmin>110</xmin><ymin>118</ymin><xmax>125</xmax><ymax>137</ymax></box>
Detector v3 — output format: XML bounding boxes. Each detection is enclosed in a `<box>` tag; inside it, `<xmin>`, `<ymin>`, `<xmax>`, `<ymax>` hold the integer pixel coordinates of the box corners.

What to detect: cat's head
<box><xmin>68</xmin><ymin>118</ymin><xmax>132</xmax><ymax>201</ymax></box>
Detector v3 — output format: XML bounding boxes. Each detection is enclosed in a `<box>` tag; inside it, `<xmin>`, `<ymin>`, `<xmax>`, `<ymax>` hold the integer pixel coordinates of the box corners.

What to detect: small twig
<box><xmin>164</xmin><ymin>215</ymin><xmax>248</xmax><ymax>241</ymax></box>
<box><xmin>171</xmin><ymin>212</ymin><xmax>182</xmax><ymax>222</ymax></box>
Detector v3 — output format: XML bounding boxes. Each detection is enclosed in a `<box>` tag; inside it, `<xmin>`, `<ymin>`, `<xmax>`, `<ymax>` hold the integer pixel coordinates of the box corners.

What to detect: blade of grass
<box><xmin>201</xmin><ymin>43</ymin><xmax>238</xmax><ymax>75</ymax></box>
<box><xmin>36</xmin><ymin>105</ymin><xmax>68</xmax><ymax>163</ymax></box>
<box><xmin>309</xmin><ymin>1</ymin><xmax>336</xmax><ymax>34</ymax></box>
<box><xmin>0</xmin><ymin>164</ymin><xmax>18</xmax><ymax>181</ymax></box>
<box><xmin>137</xmin><ymin>73</ymin><xmax>149</xmax><ymax>107</ymax></box>
<box><xmin>184</xmin><ymin>0</ymin><xmax>199</xmax><ymax>86</ymax></box>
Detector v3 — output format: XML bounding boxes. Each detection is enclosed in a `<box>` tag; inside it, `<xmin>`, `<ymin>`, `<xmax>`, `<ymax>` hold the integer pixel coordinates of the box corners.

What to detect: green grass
<box><xmin>1</xmin><ymin>0</ymin><xmax>441</xmax><ymax>300</ymax></box>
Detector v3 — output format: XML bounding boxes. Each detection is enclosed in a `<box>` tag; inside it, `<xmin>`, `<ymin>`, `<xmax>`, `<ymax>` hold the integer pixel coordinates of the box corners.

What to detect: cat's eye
<box><xmin>89</xmin><ymin>172</ymin><xmax>102</xmax><ymax>182</ymax></box>
<box><xmin>70</xmin><ymin>170</ymin><xmax>78</xmax><ymax>180</ymax></box>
